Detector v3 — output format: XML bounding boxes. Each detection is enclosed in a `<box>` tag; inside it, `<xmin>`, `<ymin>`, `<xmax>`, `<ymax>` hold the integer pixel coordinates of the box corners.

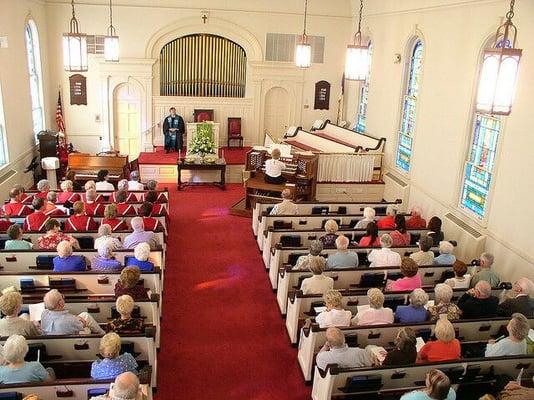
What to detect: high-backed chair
<box><xmin>194</xmin><ymin>109</ymin><xmax>214</xmax><ymax>122</ymax></box>
<box><xmin>227</xmin><ymin>117</ymin><xmax>243</xmax><ymax>148</ymax></box>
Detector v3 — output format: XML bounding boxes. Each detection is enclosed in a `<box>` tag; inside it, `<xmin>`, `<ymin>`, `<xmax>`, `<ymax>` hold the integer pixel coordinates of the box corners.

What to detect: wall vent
<box><xmin>443</xmin><ymin>212</ymin><xmax>486</xmax><ymax>262</ymax></box>
<box><xmin>444</xmin><ymin>213</ymin><xmax>482</xmax><ymax>238</ymax></box>
<box><xmin>266</xmin><ymin>33</ymin><xmax>324</xmax><ymax>63</ymax></box>
<box><xmin>385</xmin><ymin>172</ymin><xmax>408</xmax><ymax>187</ymax></box>
<box><xmin>0</xmin><ymin>169</ymin><xmax>17</xmax><ymax>185</ymax></box>
<box><xmin>383</xmin><ymin>172</ymin><xmax>409</xmax><ymax>206</ymax></box>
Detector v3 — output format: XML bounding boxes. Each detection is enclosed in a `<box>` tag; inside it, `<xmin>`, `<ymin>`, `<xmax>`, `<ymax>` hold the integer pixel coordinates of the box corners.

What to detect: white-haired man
<box><xmin>367</xmin><ymin>234</ymin><xmax>401</xmax><ymax>268</ymax></box>
<box><xmin>123</xmin><ymin>217</ymin><xmax>160</xmax><ymax>250</ymax></box>
<box><xmin>457</xmin><ymin>280</ymin><xmax>499</xmax><ymax>319</ymax></box>
<box><xmin>326</xmin><ymin>235</ymin><xmax>359</xmax><ymax>269</ymax></box>
<box><xmin>90</xmin><ymin>372</ymin><xmax>144</xmax><ymax>400</ymax></box>
<box><xmin>269</xmin><ymin>189</ymin><xmax>297</xmax><ymax>215</ymax></box>
<box><xmin>497</xmin><ymin>278</ymin><xmax>534</xmax><ymax>317</ymax></box>
<box><xmin>470</xmin><ymin>252</ymin><xmax>500</xmax><ymax>288</ymax></box>
<box><xmin>316</xmin><ymin>327</ymin><xmax>374</xmax><ymax>371</ymax></box>
<box><xmin>128</xmin><ymin>171</ymin><xmax>144</xmax><ymax>191</ymax></box>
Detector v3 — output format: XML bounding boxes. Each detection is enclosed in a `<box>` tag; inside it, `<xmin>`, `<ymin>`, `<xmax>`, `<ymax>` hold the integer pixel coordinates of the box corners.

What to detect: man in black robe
<box><xmin>162</xmin><ymin>107</ymin><xmax>185</xmax><ymax>153</ymax></box>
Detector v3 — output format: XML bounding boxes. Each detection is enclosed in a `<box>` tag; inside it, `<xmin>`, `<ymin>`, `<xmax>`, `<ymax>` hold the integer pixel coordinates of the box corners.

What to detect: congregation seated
<box><xmin>315</xmin><ymin>327</ymin><xmax>374</xmax><ymax>371</ymax></box>
<box><xmin>0</xmin><ymin>335</ymin><xmax>51</xmax><ymax>384</ymax></box>
<box><xmin>43</xmin><ymin>192</ymin><xmax>66</xmax><ymax>217</ymax></box>
<box><xmin>382</xmin><ymin>327</ymin><xmax>417</xmax><ymax>366</ymax></box>
<box><xmin>376</xmin><ymin>205</ymin><xmax>396</xmax><ymax>229</ymax></box>
<box><xmin>14</xmin><ymin>184</ymin><xmax>32</xmax><ymax>203</ymax></box>
<box><xmin>107</xmin><ymin>295</ymin><xmax>144</xmax><ymax>334</ymax></box>
<box><xmin>38</xmin><ymin>218</ymin><xmax>79</xmax><ymax>250</ymax></box>
<box><xmin>5</xmin><ymin>224</ymin><xmax>33</xmax><ymax>250</ymax></box>
<box><xmin>65</xmin><ymin>170</ymin><xmax>82</xmax><ymax>191</ymax></box>
<box><xmin>294</xmin><ymin>240</ymin><xmax>324</xmax><ymax>270</ymax></box>
<box><xmin>125</xmin><ymin>243</ymin><xmax>154</xmax><ymax>272</ymax></box>
<box><xmin>90</xmin><ymin>371</ymin><xmax>141</xmax><ymax>400</ymax></box>
<box><xmin>427</xmin><ymin>216</ymin><xmax>444</xmax><ymax>244</ymax></box>
<box><xmin>497</xmin><ymin>277</ymin><xmax>534</xmax><ymax>317</ymax></box>
<box><xmin>351</xmin><ymin>288</ymin><xmax>394</xmax><ymax>326</ymax></box>
<box><xmin>319</xmin><ymin>219</ymin><xmax>338</xmax><ymax>248</ymax></box>
<box><xmin>34</xmin><ymin>179</ymin><xmax>50</xmax><ymax>200</ymax></box>
<box><xmin>81</xmin><ymin>181</ymin><xmax>103</xmax><ymax>203</ymax></box>
<box><xmin>102</xmin><ymin>203</ymin><xmax>128</xmax><ymax>232</ymax></box>
<box><xmin>65</xmin><ymin>201</ymin><xmax>99</xmax><ymax>232</ymax></box>
<box><xmin>410</xmin><ymin>235</ymin><xmax>434</xmax><ymax>265</ymax></box>
<box><xmin>53</xmin><ymin>240</ymin><xmax>87</xmax><ymax>272</ymax></box>
<box><xmin>400</xmin><ymin>369</ymin><xmax>456</xmax><ymax>400</ymax></box>
<box><xmin>110</xmin><ymin>179</ymin><xmax>138</xmax><ymax>203</ymax></box>
<box><xmin>90</xmin><ymin>332</ymin><xmax>138</xmax><ymax>380</ymax></box>
<box><xmin>0</xmin><ymin>291</ymin><xmax>40</xmax><ymax>337</ymax></box>
<box><xmin>385</xmin><ymin>257</ymin><xmax>422</xmax><ymax>292</ymax></box>
<box><xmin>41</xmin><ymin>288</ymin><xmax>105</xmax><ymax>335</ymax></box>
<box><xmin>315</xmin><ymin>289</ymin><xmax>352</xmax><ymax>328</ymax></box>
<box><xmin>96</xmin><ymin>169</ymin><xmax>115</xmax><ymax>191</ymax></box>
<box><xmin>57</xmin><ymin>179</ymin><xmax>81</xmax><ymax>204</ymax></box>
<box><xmin>434</xmin><ymin>240</ymin><xmax>456</xmax><ymax>265</ymax></box>
<box><xmin>470</xmin><ymin>252</ymin><xmax>500</xmax><ymax>288</ymax></box>
<box><xmin>485</xmin><ymin>313</ymin><xmax>529</xmax><ymax>357</ymax></box>
<box><xmin>391</xmin><ymin>214</ymin><xmax>411</xmax><ymax>246</ymax></box>
<box><xmin>354</xmin><ymin>206</ymin><xmax>375</xmax><ymax>229</ymax></box>
<box><xmin>114</xmin><ymin>266</ymin><xmax>149</xmax><ymax>300</ymax></box>
<box><xmin>123</xmin><ymin>217</ymin><xmax>160</xmax><ymax>250</ymax></box>
<box><xmin>395</xmin><ymin>288</ymin><xmax>429</xmax><ymax>323</ymax></box>
<box><xmin>92</xmin><ymin>241</ymin><xmax>122</xmax><ymax>272</ymax></box>
<box><xmin>84</xmin><ymin>189</ymin><xmax>105</xmax><ymax>217</ymax></box>
<box><xmin>144</xmin><ymin>191</ymin><xmax>166</xmax><ymax>214</ymax></box>
<box><xmin>457</xmin><ymin>280</ymin><xmax>499</xmax><ymax>319</ymax></box>
<box><xmin>405</xmin><ymin>206</ymin><xmax>427</xmax><ymax>229</ymax></box>
<box><xmin>444</xmin><ymin>260</ymin><xmax>471</xmax><ymax>289</ymax></box>
<box><xmin>326</xmin><ymin>235</ymin><xmax>358</xmax><ymax>269</ymax></box>
<box><xmin>264</xmin><ymin>148</ymin><xmax>286</xmax><ymax>184</ymax></box>
<box><xmin>94</xmin><ymin>224</ymin><xmax>122</xmax><ymax>251</ymax></box>
<box><xmin>368</xmin><ymin>234</ymin><xmax>401</xmax><ymax>267</ymax></box>
<box><xmin>300</xmin><ymin>257</ymin><xmax>333</xmax><ymax>295</ymax></box>
<box><xmin>138</xmin><ymin>202</ymin><xmax>160</xmax><ymax>231</ymax></box>
<box><xmin>0</xmin><ymin>214</ymin><xmax>11</xmax><ymax>232</ymax></box>
<box><xmin>115</xmin><ymin>190</ymin><xmax>136</xmax><ymax>215</ymax></box>
<box><xmin>417</xmin><ymin>318</ymin><xmax>460</xmax><ymax>363</ymax></box>
<box><xmin>23</xmin><ymin>197</ymin><xmax>50</xmax><ymax>232</ymax></box>
<box><xmin>127</xmin><ymin>171</ymin><xmax>144</xmax><ymax>191</ymax></box>
<box><xmin>427</xmin><ymin>283</ymin><xmax>461</xmax><ymax>321</ymax></box>
<box><xmin>269</xmin><ymin>189</ymin><xmax>297</xmax><ymax>216</ymax></box>
<box><xmin>2</xmin><ymin>187</ymin><xmax>31</xmax><ymax>217</ymax></box>
<box><xmin>141</xmin><ymin>181</ymin><xmax>165</xmax><ymax>202</ymax></box>
<box><xmin>358</xmin><ymin>221</ymin><xmax>381</xmax><ymax>247</ymax></box>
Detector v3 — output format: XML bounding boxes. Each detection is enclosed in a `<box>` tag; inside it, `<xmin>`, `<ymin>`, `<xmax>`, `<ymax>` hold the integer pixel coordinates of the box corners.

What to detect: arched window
<box><xmin>25</xmin><ymin>20</ymin><xmax>45</xmax><ymax>140</ymax></box>
<box><xmin>159</xmin><ymin>34</ymin><xmax>247</xmax><ymax>97</ymax></box>
<box><xmin>355</xmin><ymin>42</ymin><xmax>373</xmax><ymax>133</ymax></box>
<box><xmin>459</xmin><ymin>38</ymin><xmax>509</xmax><ymax>220</ymax></box>
<box><xmin>0</xmin><ymin>82</ymin><xmax>9</xmax><ymax>166</ymax></box>
<box><xmin>396</xmin><ymin>39</ymin><xmax>424</xmax><ymax>172</ymax></box>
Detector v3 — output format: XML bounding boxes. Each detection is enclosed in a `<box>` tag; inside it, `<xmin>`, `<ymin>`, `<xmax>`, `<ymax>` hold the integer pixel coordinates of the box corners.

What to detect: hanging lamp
<box><xmin>63</xmin><ymin>0</ymin><xmax>88</xmax><ymax>72</ymax></box>
<box><xmin>345</xmin><ymin>0</ymin><xmax>369</xmax><ymax>81</ymax></box>
<box><xmin>295</xmin><ymin>0</ymin><xmax>311</xmax><ymax>68</ymax></box>
<box><xmin>476</xmin><ymin>0</ymin><xmax>522</xmax><ymax>115</ymax></box>
<box><xmin>104</xmin><ymin>0</ymin><xmax>119</xmax><ymax>62</ymax></box>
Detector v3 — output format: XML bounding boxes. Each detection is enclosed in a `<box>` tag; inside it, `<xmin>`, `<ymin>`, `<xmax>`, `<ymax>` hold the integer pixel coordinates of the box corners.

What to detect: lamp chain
<box><xmin>357</xmin><ymin>0</ymin><xmax>364</xmax><ymax>34</ymax></box>
<box><xmin>71</xmin><ymin>0</ymin><xmax>75</xmax><ymax>19</ymax></box>
<box><xmin>303</xmin><ymin>0</ymin><xmax>308</xmax><ymax>36</ymax></box>
<box><xmin>109</xmin><ymin>0</ymin><xmax>113</xmax><ymax>28</ymax></box>
<box><xmin>506</xmin><ymin>0</ymin><xmax>515</xmax><ymax>20</ymax></box>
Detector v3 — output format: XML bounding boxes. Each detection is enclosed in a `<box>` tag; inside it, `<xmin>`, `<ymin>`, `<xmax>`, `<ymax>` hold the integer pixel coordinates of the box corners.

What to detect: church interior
<box><xmin>0</xmin><ymin>0</ymin><xmax>533</xmax><ymax>399</ymax></box>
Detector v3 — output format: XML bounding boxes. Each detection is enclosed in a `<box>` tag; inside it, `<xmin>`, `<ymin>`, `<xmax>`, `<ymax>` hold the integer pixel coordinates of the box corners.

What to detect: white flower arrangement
<box><xmin>189</xmin><ymin>123</ymin><xmax>216</xmax><ymax>155</ymax></box>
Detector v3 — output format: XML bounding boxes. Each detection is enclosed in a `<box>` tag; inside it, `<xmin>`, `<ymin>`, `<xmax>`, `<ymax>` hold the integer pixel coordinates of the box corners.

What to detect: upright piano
<box><xmin>68</xmin><ymin>153</ymin><xmax>129</xmax><ymax>184</ymax></box>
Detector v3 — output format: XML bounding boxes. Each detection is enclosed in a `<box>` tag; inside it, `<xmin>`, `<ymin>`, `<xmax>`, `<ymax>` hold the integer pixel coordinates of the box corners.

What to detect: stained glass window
<box><xmin>0</xmin><ymin>83</ymin><xmax>8</xmax><ymax>166</ymax></box>
<box><xmin>25</xmin><ymin>20</ymin><xmax>45</xmax><ymax>141</ymax></box>
<box><xmin>396</xmin><ymin>39</ymin><xmax>424</xmax><ymax>172</ymax></box>
<box><xmin>355</xmin><ymin>42</ymin><xmax>373</xmax><ymax>133</ymax></box>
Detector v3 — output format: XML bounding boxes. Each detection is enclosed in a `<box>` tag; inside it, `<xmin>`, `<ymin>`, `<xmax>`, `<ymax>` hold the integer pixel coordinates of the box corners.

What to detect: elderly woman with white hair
<box><xmin>269</xmin><ymin>189</ymin><xmax>298</xmax><ymax>215</ymax></box>
<box><xmin>53</xmin><ymin>240</ymin><xmax>87</xmax><ymax>272</ymax></box>
<box><xmin>368</xmin><ymin>234</ymin><xmax>401</xmax><ymax>268</ymax></box>
<box><xmin>123</xmin><ymin>217</ymin><xmax>160</xmax><ymax>250</ymax></box>
<box><xmin>485</xmin><ymin>313</ymin><xmax>530</xmax><ymax>357</ymax></box>
<box><xmin>57</xmin><ymin>180</ymin><xmax>81</xmax><ymax>204</ymax></box>
<box><xmin>433</xmin><ymin>241</ymin><xmax>456</xmax><ymax>265</ymax></box>
<box><xmin>377</xmin><ymin>205</ymin><xmax>397</xmax><ymax>229</ymax></box>
<box><xmin>41</xmin><ymin>289</ymin><xmax>105</xmax><ymax>335</ymax></box>
<box><xmin>354</xmin><ymin>207</ymin><xmax>376</xmax><ymax>229</ymax></box>
<box><xmin>94</xmin><ymin>224</ymin><xmax>122</xmax><ymax>252</ymax></box>
<box><xmin>34</xmin><ymin>179</ymin><xmax>50</xmax><ymax>200</ymax></box>
<box><xmin>91</xmin><ymin>332</ymin><xmax>138</xmax><ymax>380</ymax></box>
<box><xmin>352</xmin><ymin>288</ymin><xmax>394</xmax><ymax>326</ymax></box>
<box><xmin>125</xmin><ymin>243</ymin><xmax>154</xmax><ymax>271</ymax></box>
<box><xmin>326</xmin><ymin>235</ymin><xmax>359</xmax><ymax>269</ymax></box>
<box><xmin>319</xmin><ymin>219</ymin><xmax>339</xmax><ymax>248</ymax></box>
<box><xmin>300</xmin><ymin>257</ymin><xmax>333</xmax><ymax>295</ymax></box>
<box><xmin>81</xmin><ymin>181</ymin><xmax>103</xmax><ymax>203</ymax></box>
<box><xmin>294</xmin><ymin>240</ymin><xmax>324</xmax><ymax>271</ymax></box>
<box><xmin>111</xmin><ymin>179</ymin><xmax>138</xmax><ymax>203</ymax></box>
<box><xmin>91</xmin><ymin>241</ymin><xmax>122</xmax><ymax>272</ymax></box>
<box><xmin>0</xmin><ymin>292</ymin><xmax>40</xmax><ymax>337</ymax></box>
<box><xmin>107</xmin><ymin>295</ymin><xmax>144</xmax><ymax>333</ymax></box>
<box><xmin>405</xmin><ymin>206</ymin><xmax>427</xmax><ymax>229</ymax></box>
<box><xmin>427</xmin><ymin>283</ymin><xmax>461</xmax><ymax>321</ymax></box>
<box><xmin>409</xmin><ymin>235</ymin><xmax>434</xmax><ymax>266</ymax></box>
<box><xmin>128</xmin><ymin>170</ymin><xmax>144</xmax><ymax>191</ymax></box>
<box><xmin>395</xmin><ymin>288</ymin><xmax>429</xmax><ymax>323</ymax></box>
<box><xmin>417</xmin><ymin>318</ymin><xmax>461</xmax><ymax>363</ymax></box>
<box><xmin>0</xmin><ymin>335</ymin><xmax>51</xmax><ymax>383</ymax></box>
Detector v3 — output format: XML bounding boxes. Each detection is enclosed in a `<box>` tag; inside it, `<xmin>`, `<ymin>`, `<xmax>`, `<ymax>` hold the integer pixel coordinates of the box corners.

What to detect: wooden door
<box><xmin>264</xmin><ymin>87</ymin><xmax>290</xmax><ymax>141</ymax></box>
<box><xmin>114</xmin><ymin>83</ymin><xmax>141</xmax><ymax>159</ymax></box>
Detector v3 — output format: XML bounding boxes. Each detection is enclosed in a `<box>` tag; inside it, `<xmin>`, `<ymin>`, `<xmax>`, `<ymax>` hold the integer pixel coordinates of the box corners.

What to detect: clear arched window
<box><xmin>355</xmin><ymin>42</ymin><xmax>373</xmax><ymax>133</ymax></box>
<box><xmin>0</xmin><ymin>82</ymin><xmax>9</xmax><ymax>166</ymax></box>
<box><xmin>396</xmin><ymin>39</ymin><xmax>424</xmax><ymax>172</ymax></box>
<box><xmin>459</xmin><ymin>38</ymin><xmax>509</xmax><ymax>220</ymax></box>
<box><xmin>25</xmin><ymin>20</ymin><xmax>45</xmax><ymax>140</ymax></box>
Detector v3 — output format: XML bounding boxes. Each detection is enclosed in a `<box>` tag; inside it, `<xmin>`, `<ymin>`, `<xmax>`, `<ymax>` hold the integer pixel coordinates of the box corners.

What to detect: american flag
<box><xmin>55</xmin><ymin>91</ymin><xmax>66</xmax><ymax>136</ymax></box>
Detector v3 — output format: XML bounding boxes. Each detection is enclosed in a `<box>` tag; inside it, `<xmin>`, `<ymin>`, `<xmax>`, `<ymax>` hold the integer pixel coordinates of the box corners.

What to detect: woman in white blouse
<box><xmin>315</xmin><ymin>289</ymin><xmax>352</xmax><ymax>328</ymax></box>
<box><xmin>264</xmin><ymin>148</ymin><xmax>286</xmax><ymax>184</ymax></box>
<box><xmin>300</xmin><ymin>257</ymin><xmax>333</xmax><ymax>295</ymax></box>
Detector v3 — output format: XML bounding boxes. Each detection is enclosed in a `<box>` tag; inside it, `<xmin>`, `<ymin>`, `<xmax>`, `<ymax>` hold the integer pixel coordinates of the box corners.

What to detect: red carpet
<box><xmin>157</xmin><ymin>184</ymin><xmax>311</xmax><ymax>399</ymax></box>
<box><xmin>139</xmin><ymin>146</ymin><xmax>251</xmax><ymax>166</ymax></box>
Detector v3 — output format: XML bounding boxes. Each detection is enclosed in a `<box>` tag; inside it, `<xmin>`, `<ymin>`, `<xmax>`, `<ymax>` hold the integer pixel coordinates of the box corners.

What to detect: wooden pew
<box><xmin>15</xmin><ymin>188</ymin><xmax>170</xmax><ymax>203</ymax></box>
<box><xmin>311</xmin><ymin>356</ymin><xmax>534</xmax><ymax>400</ymax></box>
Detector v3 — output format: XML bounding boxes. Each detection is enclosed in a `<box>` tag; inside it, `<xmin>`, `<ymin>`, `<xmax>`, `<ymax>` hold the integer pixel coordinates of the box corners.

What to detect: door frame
<box><xmin>263</xmin><ymin>86</ymin><xmax>291</xmax><ymax>142</ymax></box>
<box><xmin>112</xmin><ymin>80</ymin><xmax>143</xmax><ymax>155</ymax></box>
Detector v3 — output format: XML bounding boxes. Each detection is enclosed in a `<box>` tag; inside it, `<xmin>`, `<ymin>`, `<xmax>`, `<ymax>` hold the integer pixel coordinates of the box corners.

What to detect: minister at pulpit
<box><xmin>163</xmin><ymin>107</ymin><xmax>185</xmax><ymax>153</ymax></box>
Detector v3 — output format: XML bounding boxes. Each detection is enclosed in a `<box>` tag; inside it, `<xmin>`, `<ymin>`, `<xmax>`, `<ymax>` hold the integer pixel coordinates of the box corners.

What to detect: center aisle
<box><xmin>157</xmin><ymin>184</ymin><xmax>311</xmax><ymax>399</ymax></box>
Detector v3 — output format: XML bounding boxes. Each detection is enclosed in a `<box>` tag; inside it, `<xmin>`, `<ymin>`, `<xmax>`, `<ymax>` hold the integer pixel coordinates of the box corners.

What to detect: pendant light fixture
<box><xmin>476</xmin><ymin>0</ymin><xmax>522</xmax><ymax>115</ymax></box>
<box><xmin>104</xmin><ymin>0</ymin><xmax>119</xmax><ymax>62</ymax></box>
<box><xmin>345</xmin><ymin>0</ymin><xmax>369</xmax><ymax>81</ymax></box>
<box><xmin>63</xmin><ymin>0</ymin><xmax>88</xmax><ymax>72</ymax></box>
<box><xmin>295</xmin><ymin>0</ymin><xmax>311</xmax><ymax>68</ymax></box>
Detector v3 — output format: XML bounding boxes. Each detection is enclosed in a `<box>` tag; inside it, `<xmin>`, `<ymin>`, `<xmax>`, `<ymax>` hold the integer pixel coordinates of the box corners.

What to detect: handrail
<box><xmin>141</xmin><ymin>119</ymin><xmax>165</xmax><ymax>150</ymax></box>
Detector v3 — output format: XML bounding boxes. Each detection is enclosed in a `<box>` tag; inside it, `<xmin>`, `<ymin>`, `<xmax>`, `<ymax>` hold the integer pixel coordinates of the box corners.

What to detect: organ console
<box><xmin>68</xmin><ymin>153</ymin><xmax>129</xmax><ymax>184</ymax></box>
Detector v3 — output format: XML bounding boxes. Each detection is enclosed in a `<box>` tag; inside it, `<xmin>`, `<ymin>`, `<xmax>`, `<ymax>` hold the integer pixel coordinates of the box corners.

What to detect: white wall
<box><xmin>345</xmin><ymin>0</ymin><xmax>534</xmax><ymax>281</ymax></box>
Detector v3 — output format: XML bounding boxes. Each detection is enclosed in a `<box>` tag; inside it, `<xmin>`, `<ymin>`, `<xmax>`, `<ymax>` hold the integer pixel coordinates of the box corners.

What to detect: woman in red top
<box><xmin>377</xmin><ymin>206</ymin><xmax>397</xmax><ymax>229</ymax></box>
<box><xmin>115</xmin><ymin>190</ymin><xmax>136</xmax><ymax>215</ymax></box>
<box><xmin>57</xmin><ymin>180</ymin><xmax>81</xmax><ymax>204</ymax></box>
<box><xmin>138</xmin><ymin>202</ymin><xmax>160</xmax><ymax>231</ymax></box>
<box><xmin>38</xmin><ymin>219</ymin><xmax>80</xmax><ymax>249</ymax></box>
<box><xmin>102</xmin><ymin>203</ymin><xmax>129</xmax><ymax>232</ymax></box>
<box><xmin>144</xmin><ymin>191</ymin><xmax>167</xmax><ymax>215</ymax></box>
<box><xmin>417</xmin><ymin>318</ymin><xmax>461</xmax><ymax>363</ymax></box>
<box><xmin>34</xmin><ymin>179</ymin><xmax>50</xmax><ymax>200</ymax></box>
<box><xmin>390</xmin><ymin>214</ymin><xmax>411</xmax><ymax>247</ymax></box>
<box><xmin>358</xmin><ymin>221</ymin><xmax>381</xmax><ymax>247</ymax></box>
<box><xmin>406</xmin><ymin>206</ymin><xmax>427</xmax><ymax>229</ymax></box>
<box><xmin>65</xmin><ymin>201</ymin><xmax>99</xmax><ymax>232</ymax></box>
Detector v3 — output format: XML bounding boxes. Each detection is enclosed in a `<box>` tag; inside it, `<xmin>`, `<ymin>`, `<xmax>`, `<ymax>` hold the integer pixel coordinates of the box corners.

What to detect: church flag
<box><xmin>55</xmin><ymin>91</ymin><xmax>66</xmax><ymax>136</ymax></box>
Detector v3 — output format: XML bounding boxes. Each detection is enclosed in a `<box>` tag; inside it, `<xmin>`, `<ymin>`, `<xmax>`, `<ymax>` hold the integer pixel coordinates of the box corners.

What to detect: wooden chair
<box><xmin>193</xmin><ymin>109</ymin><xmax>214</xmax><ymax>122</ymax></box>
<box><xmin>227</xmin><ymin>117</ymin><xmax>244</xmax><ymax>148</ymax></box>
